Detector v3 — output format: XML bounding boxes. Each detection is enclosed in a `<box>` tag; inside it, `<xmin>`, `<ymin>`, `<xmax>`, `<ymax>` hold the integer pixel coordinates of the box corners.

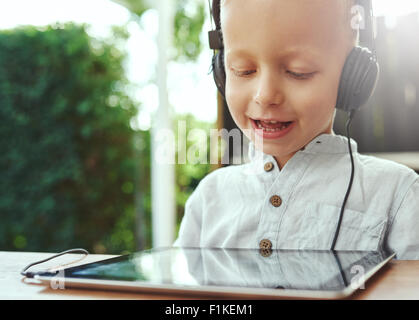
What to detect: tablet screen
<box><xmin>44</xmin><ymin>248</ymin><xmax>393</xmax><ymax>292</ymax></box>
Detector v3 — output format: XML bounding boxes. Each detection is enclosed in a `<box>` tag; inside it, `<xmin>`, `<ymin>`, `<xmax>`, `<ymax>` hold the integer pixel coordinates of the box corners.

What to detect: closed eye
<box><xmin>231</xmin><ymin>68</ymin><xmax>255</xmax><ymax>77</ymax></box>
<box><xmin>286</xmin><ymin>70</ymin><xmax>316</xmax><ymax>80</ymax></box>
<box><xmin>230</xmin><ymin>68</ymin><xmax>316</xmax><ymax>80</ymax></box>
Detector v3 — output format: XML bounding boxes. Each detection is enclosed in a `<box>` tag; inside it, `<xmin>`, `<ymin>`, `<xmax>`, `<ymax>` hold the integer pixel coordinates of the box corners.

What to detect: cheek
<box><xmin>291</xmin><ymin>75</ymin><xmax>340</xmax><ymax>123</ymax></box>
<box><xmin>225</xmin><ymin>80</ymin><xmax>250</xmax><ymax>124</ymax></box>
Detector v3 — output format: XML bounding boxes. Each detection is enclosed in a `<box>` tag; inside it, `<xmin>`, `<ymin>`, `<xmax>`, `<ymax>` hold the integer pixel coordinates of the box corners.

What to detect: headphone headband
<box><xmin>208</xmin><ymin>0</ymin><xmax>223</xmax><ymax>50</ymax></box>
<box><xmin>209</xmin><ymin>29</ymin><xmax>223</xmax><ymax>50</ymax></box>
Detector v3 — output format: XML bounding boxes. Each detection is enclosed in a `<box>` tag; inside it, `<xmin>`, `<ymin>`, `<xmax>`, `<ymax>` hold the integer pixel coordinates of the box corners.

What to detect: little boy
<box><xmin>174</xmin><ymin>0</ymin><xmax>419</xmax><ymax>259</ymax></box>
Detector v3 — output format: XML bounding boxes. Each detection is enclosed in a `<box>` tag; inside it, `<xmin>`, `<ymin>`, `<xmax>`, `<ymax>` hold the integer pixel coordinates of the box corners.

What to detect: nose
<box><xmin>253</xmin><ymin>70</ymin><xmax>285</xmax><ymax>108</ymax></box>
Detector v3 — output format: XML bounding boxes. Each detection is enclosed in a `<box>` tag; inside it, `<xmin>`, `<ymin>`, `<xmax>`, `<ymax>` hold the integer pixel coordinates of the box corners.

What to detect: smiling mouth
<box><xmin>252</xmin><ymin>119</ymin><xmax>294</xmax><ymax>132</ymax></box>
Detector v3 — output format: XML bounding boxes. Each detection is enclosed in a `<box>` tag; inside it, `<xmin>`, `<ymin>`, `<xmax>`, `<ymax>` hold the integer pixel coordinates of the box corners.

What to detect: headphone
<box><xmin>208</xmin><ymin>0</ymin><xmax>379</xmax><ymax>114</ymax></box>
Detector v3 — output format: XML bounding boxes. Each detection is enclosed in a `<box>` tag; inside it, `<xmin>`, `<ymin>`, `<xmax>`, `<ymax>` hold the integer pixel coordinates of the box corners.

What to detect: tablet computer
<box><xmin>35</xmin><ymin>247</ymin><xmax>395</xmax><ymax>299</ymax></box>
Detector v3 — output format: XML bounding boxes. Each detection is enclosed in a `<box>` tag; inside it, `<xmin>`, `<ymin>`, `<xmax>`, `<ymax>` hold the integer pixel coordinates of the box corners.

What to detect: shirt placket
<box><xmin>255</xmin><ymin>151</ymin><xmax>313</xmax><ymax>250</ymax></box>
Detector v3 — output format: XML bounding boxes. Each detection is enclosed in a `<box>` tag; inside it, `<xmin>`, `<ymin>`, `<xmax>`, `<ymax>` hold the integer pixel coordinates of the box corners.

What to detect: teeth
<box><xmin>256</xmin><ymin>120</ymin><xmax>290</xmax><ymax>131</ymax></box>
<box><xmin>261</xmin><ymin>120</ymin><xmax>279</xmax><ymax>124</ymax></box>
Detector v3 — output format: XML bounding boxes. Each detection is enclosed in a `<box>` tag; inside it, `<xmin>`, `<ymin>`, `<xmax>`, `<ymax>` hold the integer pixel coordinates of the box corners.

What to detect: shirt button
<box><xmin>264</xmin><ymin>162</ymin><xmax>274</xmax><ymax>172</ymax></box>
<box><xmin>260</xmin><ymin>248</ymin><xmax>273</xmax><ymax>258</ymax></box>
<box><xmin>269</xmin><ymin>195</ymin><xmax>282</xmax><ymax>207</ymax></box>
<box><xmin>259</xmin><ymin>239</ymin><xmax>272</xmax><ymax>250</ymax></box>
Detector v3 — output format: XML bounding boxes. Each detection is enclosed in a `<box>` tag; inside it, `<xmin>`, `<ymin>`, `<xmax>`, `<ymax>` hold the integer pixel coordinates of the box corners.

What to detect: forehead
<box><xmin>221</xmin><ymin>0</ymin><xmax>348</xmax><ymax>61</ymax></box>
<box><xmin>225</xmin><ymin>46</ymin><xmax>323</xmax><ymax>65</ymax></box>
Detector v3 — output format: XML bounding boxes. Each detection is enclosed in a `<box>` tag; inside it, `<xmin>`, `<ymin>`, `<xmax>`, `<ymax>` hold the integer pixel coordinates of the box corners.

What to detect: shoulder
<box><xmin>182</xmin><ymin>163</ymin><xmax>250</xmax><ymax>224</ymax></box>
<box><xmin>356</xmin><ymin>153</ymin><xmax>418</xmax><ymax>216</ymax></box>
<box><xmin>357</xmin><ymin>153</ymin><xmax>418</xmax><ymax>185</ymax></box>
<box><xmin>194</xmin><ymin>162</ymin><xmax>251</xmax><ymax>193</ymax></box>
<box><xmin>384</xmin><ymin>173</ymin><xmax>419</xmax><ymax>259</ymax></box>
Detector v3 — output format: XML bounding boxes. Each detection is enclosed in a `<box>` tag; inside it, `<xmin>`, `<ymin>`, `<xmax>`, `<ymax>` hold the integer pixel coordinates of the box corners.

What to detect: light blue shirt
<box><xmin>174</xmin><ymin>133</ymin><xmax>419</xmax><ymax>260</ymax></box>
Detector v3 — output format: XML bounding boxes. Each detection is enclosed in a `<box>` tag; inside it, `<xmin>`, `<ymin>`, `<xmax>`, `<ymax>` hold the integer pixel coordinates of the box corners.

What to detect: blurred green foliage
<box><xmin>0</xmin><ymin>0</ymin><xmax>212</xmax><ymax>254</ymax></box>
<box><xmin>173</xmin><ymin>0</ymin><xmax>206</xmax><ymax>62</ymax></box>
<box><xmin>0</xmin><ymin>20</ymin><xmax>214</xmax><ymax>254</ymax></box>
<box><xmin>0</xmin><ymin>23</ymin><xmax>141</xmax><ymax>254</ymax></box>
<box><xmin>174</xmin><ymin>114</ymin><xmax>215</xmax><ymax>235</ymax></box>
<box><xmin>113</xmin><ymin>0</ymin><xmax>206</xmax><ymax>62</ymax></box>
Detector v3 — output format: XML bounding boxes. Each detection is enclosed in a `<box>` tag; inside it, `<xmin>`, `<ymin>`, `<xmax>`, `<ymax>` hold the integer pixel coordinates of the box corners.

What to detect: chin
<box><xmin>258</xmin><ymin>144</ymin><xmax>290</xmax><ymax>157</ymax></box>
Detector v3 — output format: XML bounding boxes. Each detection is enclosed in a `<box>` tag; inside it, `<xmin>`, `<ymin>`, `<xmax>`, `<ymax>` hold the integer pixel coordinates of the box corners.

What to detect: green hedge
<box><xmin>0</xmin><ymin>23</ymin><xmax>141</xmax><ymax>254</ymax></box>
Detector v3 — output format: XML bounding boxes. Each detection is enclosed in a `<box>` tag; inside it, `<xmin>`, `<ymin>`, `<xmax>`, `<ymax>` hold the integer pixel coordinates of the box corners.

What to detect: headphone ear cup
<box><xmin>336</xmin><ymin>46</ymin><xmax>379</xmax><ymax>113</ymax></box>
<box><xmin>212</xmin><ymin>49</ymin><xmax>226</xmax><ymax>99</ymax></box>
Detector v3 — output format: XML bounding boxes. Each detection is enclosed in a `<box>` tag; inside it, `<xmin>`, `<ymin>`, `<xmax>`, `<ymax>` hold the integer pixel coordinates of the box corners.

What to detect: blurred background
<box><xmin>0</xmin><ymin>0</ymin><xmax>418</xmax><ymax>255</ymax></box>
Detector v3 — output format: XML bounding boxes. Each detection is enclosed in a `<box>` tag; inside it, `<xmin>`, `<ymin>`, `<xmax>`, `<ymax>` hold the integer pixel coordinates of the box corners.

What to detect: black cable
<box><xmin>21</xmin><ymin>248</ymin><xmax>89</xmax><ymax>278</ymax></box>
<box><xmin>331</xmin><ymin>110</ymin><xmax>357</xmax><ymax>251</ymax></box>
<box><xmin>332</xmin><ymin>251</ymin><xmax>349</xmax><ymax>288</ymax></box>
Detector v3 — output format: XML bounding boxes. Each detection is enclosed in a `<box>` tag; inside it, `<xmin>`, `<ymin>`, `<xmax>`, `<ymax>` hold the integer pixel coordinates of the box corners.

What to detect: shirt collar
<box><xmin>248</xmin><ymin>133</ymin><xmax>358</xmax><ymax>164</ymax></box>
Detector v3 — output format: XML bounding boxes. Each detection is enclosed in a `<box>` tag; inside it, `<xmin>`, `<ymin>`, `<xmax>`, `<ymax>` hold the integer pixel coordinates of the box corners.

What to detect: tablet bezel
<box><xmin>35</xmin><ymin>249</ymin><xmax>395</xmax><ymax>299</ymax></box>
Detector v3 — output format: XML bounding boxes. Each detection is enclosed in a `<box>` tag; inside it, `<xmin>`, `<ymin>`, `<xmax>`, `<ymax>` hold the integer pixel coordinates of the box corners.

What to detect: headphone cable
<box><xmin>21</xmin><ymin>248</ymin><xmax>89</xmax><ymax>278</ymax></box>
<box><xmin>331</xmin><ymin>110</ymin><xmax>357</xmax><ymax>251</ymax></box>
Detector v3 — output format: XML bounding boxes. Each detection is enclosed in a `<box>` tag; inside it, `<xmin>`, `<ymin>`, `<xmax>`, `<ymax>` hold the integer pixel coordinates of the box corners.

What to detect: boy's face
<box><xmin>221</xmin><ymin>0</ymin><xmax>355</xmax><ymax>168</ymax></box>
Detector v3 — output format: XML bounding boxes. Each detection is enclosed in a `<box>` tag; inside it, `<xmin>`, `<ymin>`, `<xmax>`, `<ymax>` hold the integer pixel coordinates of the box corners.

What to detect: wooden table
<box><xmin>1</xmin><ymin>251</ymin><xmax>419</xmax><ymax>300</ymax></box>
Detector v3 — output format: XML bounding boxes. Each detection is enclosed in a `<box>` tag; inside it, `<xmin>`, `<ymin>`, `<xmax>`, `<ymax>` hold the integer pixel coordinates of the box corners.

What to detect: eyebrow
<box><xmin>226</xmin><ymin>46</ymin><xmax>323</xmax><ymax>64</ymax></box>
<box><xmin>225</xmin><ymin>49</ymin><xmax>255</xmax><ymax>61</ymax></box>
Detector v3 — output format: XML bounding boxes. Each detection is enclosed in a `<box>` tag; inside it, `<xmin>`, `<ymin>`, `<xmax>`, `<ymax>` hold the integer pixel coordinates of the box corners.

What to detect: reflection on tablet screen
<box><xmin>59</xmin><ymin>248</ymin><xmax>392</xmax><ymax>292</ymax></box>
